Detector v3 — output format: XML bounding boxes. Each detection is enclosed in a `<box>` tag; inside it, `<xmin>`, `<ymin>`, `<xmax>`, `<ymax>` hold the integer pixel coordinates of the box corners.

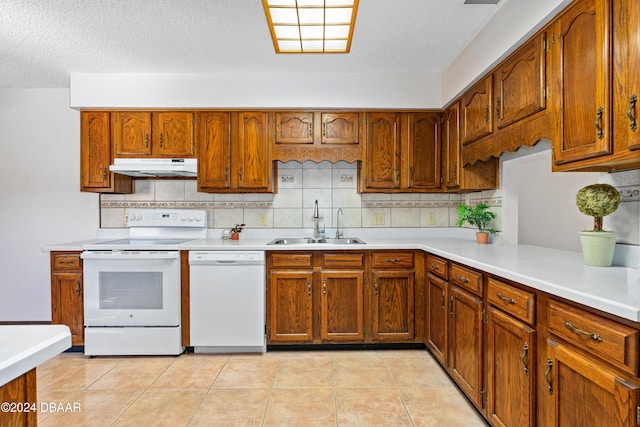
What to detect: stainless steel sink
<box><xmin>267</xmin><ymin>237</ymin><xmax>366</xmax><ymax>245</ymax></box>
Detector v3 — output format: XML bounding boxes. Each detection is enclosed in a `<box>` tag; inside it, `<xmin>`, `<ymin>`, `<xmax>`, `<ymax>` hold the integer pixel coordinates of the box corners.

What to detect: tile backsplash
<box><xmin>100</xmin><ymin>161</ymin><xmax>503</xmax><ymax>231</ymax></box>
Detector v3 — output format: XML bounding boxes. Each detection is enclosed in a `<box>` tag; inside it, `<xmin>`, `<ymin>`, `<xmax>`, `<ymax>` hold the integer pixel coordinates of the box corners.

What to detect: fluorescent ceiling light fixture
<box><xmin>262</xmin><ymin>0</ymin><xmax>359</xmax><ymax>53</ymax></box>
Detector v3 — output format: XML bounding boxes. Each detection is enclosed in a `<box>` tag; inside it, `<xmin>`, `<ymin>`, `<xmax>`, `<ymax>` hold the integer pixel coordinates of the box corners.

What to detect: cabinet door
<box><xmin>544</xmin><ymin>339</ymin><xmax>640</xmax><ymax>427</ymax></box>
<box><xmin>371</xmin><ymin>270</ymin><xmax>415</xmax><ymax>341</ymax></box>
<box><xmin>448</xmin><ymin>285</ymin><xmax>483</xmax><ymax>408</ymax></box>
<box><xmin>426</xmin><ymin>274</ymin><xmax>448</xmax><ymax>365</ymax></box>
<box><xmin>197</xmin><ymin>112</ymin><xmax>231</xmax><ymax>190</ymax></box>
<box><xmin>363</xmin><ymin>112</ymin><xmax>401</xmax><ymax>189</ymax></box>
<box><xmin>486</xmin><ymin>307</ymin><xmax>535</xmax><ymax>427</ymax></box>
<box><xmin>237</xmin><ymin>112</ymin><xmax>272</xmax><ymax>190</ymax></box>
<box><xmin>554</xmin><ymin>0</ymin><xmax>612</xmax><ymax>165</ymax></box>
<box><xmin>275</xmin><ymin>112</ymin><xmax>314</xmax><ymax>144</ymax></box>
<box><xmin>613</xmin><ymin>0</ymin><xmax>640</xmax><ymax>151</ymax></box>
<box><xmin>321</xmin><ymin>113</ymin><xmax>359</xmax><ymax>145</ymax></box>
<box><xmin>51</xmin><ymin>272</ymin><xmax>84</xmax><ymax>346</ymax></box>
<box><xmin>320</xmin><ymin>270</ymin><xmax>365</xmax><ymax>342</ymax></box>
<box><xmin>113</xmin><ymin>112</ymin><xmax>152</xmax><ymax>157</ymax></box>
<box><xmin>269</xmin><ymin>271</ymin><xmax>314</xmax><ymax>343</ymax></box>
<box><xmin>406</xmin><ymin>112</ymin><xmax>441</xmax><ymax>189</ymax></box>
<box><xmin>495</xmin><ymin>33</ymin><xmax>547</xmax><ymax>130</ymax></box>
<box><xmin>154</xmin><ymin>112</ymin><xmax>195</xmax><ymax>157</ymax></box>
<box><xmin>461</xmin><ymin>75</ymin><xmax>493</xmax><ymax>145</ymax></box>
<box><xmin>81</xmin><ymin>112</ymin><xmax>110</xmax><ymax>190</ymax></box>
<box><xmin>443</xmin><ymin>103</ymin><xmax>460</xmax><ymax>189</ymax></box>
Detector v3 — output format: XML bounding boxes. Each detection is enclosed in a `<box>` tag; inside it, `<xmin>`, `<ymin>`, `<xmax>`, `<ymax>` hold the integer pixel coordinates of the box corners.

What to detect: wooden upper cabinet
<box><xmin>237</xmin><ymin>111</ymin><xmax>272</xmax><ymax>190</ymax></box>
<box><xmin>494</xmin><ymin>32</ymin><xmax>547</xmax><ymax>130</ymax></box>
<box><xmin>197</xmin><ymin>112</ymin><xmax>231</xmax><ymax>190</ymax></box>
<box><xmin>275</xmin><ymin>112</ymin><xmax>314</xmax><ymax>144</ymax></box>
<box><xmin>406</xmin><ymin>112</ymin><xmax>441</xmax><ymax>189</ymax></box>
<box><xmin>113</xmin><ymin>112</ymin><xmax>152</xmax><ymax>157</ymax></box>
<box><xmin>113</xmin><ymin>111</ymin><xmax>195</xmax><ymax>158</ymax></box>
<box><xmin>461</xmin><ymin>75</ymin><xmax>493</xmax><ymax>145</ymax></box>
<box><xmin>321</xmin><ymin>112</ymin><xmax>359</xmax><ymax>144</ymax></box>
<box><xmin>80</xmin><ymin>111</ymin><xmax>132</xmax><ymax>194</ymax></box>
<box><xmin>613</xmin><ymin>0</ymin><xmax>640</xmax><ymax>152</ymax></box>
<box><xmin>362</xmin><ymin>112</ymin><xmax>401</xmax><ymax>189</ymax></box>
<box><xmin>443</xmin><ymin>103</ymin><xmax>461</xmax><ymax>189</ymax></box>
<box><xmin>553</xmin><ymin>0</ymin><xmax>612</xmax><ymax>165</ymax></box>
<box><xmin>153</xmin><ymin>112</ymin><xmax>195</xmax><ymax>157</ymax></box>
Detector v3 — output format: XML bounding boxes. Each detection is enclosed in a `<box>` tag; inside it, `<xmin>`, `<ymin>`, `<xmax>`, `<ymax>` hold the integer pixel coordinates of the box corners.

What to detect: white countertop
<box><xmin>44</xmin><ymin>230</ymin><xmax>640</xmax><ymax>323</ymax></box>
<box><xmin>184</xmin><ymin>236</ymin><xmax>640</xmax><ymax>323</ymax></box>
<box><xmin>0</xmin><ymin>325</ymin><xmax>71</xmax><ymax>386</ymax></box>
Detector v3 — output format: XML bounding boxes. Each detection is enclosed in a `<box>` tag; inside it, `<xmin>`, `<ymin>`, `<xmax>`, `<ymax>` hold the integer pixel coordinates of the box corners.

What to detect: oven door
<box><xmin>81</xmin><ymin>251</ymin><xmax>181</xmax><ymax>327</ymax></box>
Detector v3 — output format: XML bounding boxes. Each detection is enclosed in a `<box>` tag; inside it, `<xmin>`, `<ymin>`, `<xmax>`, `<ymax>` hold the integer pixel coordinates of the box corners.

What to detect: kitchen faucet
<box><xmin>313</xmin><ymin>200</ymin><xmax>321</xmax><ymax>238</ymax></box>
<box><xmin>335</xmin><ymin>208</ymin><xmax>344</xmax><ymax>239</ymax></box>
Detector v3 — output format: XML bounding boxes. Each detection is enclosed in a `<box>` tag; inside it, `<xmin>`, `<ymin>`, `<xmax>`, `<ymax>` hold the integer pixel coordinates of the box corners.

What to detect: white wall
<box><xmin>0</xmin><ymin>89</ymin><xmax>98</xmax><ymax>321</ymax></box>
<box><xmin>70</xmin><ymin>72</ymin><xmax>443</xmax><ymax>109</ymax></box>
<box><xmin>501</xmin><ymin>142</ymin><xmax>600</xmax><ymax>251</ymax></box>
<box><xmin>442</xmin><ymin>0</ymin><xmax>571</xmax><ymax>103</ymax></box>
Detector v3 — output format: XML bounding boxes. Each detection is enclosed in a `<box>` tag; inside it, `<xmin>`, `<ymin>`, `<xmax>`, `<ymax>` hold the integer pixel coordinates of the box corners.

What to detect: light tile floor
<box><xmin>36</xmin><ymin>349</ymin><xmax>487</xmax><ymax>426</ymax></box>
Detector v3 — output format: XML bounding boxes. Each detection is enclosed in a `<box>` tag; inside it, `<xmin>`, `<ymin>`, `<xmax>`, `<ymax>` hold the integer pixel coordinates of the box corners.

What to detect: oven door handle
<box><xmin>81</xmin><ymin>251</ymin><xmax>180</xmax><ymax>260</ymax></box>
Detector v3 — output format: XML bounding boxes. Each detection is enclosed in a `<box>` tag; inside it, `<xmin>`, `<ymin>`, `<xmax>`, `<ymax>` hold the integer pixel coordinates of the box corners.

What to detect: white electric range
<box><xmin>81</xmin><ymin>209</ymin><xmax>206</xmax><ymax>356</ymax></box>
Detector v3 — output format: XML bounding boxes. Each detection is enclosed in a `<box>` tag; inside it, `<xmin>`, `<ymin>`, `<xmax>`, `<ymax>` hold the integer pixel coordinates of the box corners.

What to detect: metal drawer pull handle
<box><xmin>520</xmin><ymin>343</ymin><xmax>529</xmax><ymax>376</ymax></box>
<box><xmin>628</xmin><ymin>94</ymin><xmax>637</xmax><ymax>131</ymax></box>
<box><xmin>323</xmin><ymin>279</ymin><xmax>327</xmax><ymax>295</ymax></box>
<box><xmin>431</xmin><ymin>263</ymin><xmax>440</xmax><ymax>270</ymax></box>
<box><xmin>76</xmin><ymin>280</ymin><xmax>81</xmax><ymax>297</ymax></box>
<box><xmin>385</xmin><ymin>258</ymin><xmax>402</xmax><ymax>263</ymax></box>
<box><xmin>374</xmin><ymin>279</ymin><xmax>378</xmax><ymax>296</ymax></box>
<box><xmin>496</xmin><ymin>292</ymin><xmax>516</xmax><ymax>305</ymax></box>
<box><xmin>307</xmin><ymin>280</ymin><xmax>312</xmax><ymax>296</ymax></box>
<box><xmin>449</xmin><ymin>296</ymin><xmax>454</xmax><ymax>318</ymax></box>
<box><xmin>564</xmin><ymin>321</ymin><xmax>602</xmax><ymax>342</ymax></box>
<box><xmin>457</xmin><ymin>275</ymin><xmax>470</xmax><ymax>283</ymax></box>
<box><xmin>545</xmin><ymin>358</ymin><xmax>553</xmax><ymax>394</ymax></box>
<box><xmin>440</xmin><ymin>290</ymin><xmax>445</xmax><ymax>310</ymax></box>
<box><xmin>595</xmin><ymin>107</ymin><xmax>604</xmax><ymax>140</ymax></box>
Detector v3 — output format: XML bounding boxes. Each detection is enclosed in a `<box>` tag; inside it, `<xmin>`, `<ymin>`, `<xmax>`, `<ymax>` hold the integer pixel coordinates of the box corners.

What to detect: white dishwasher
<box><xmin>189</xmin><ymin>251</ymin><xmax>266</xmax><ymax>353</ymax></box>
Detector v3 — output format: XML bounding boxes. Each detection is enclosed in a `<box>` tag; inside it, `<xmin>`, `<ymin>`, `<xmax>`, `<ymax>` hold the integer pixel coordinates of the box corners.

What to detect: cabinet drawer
<box><xmin>321</xmin><ymin>253</ymin><xmax>365</xmax><ymax>269</ymax></box>
<box><xmin>427</xmin><ymin>255</ymin><xmax>448</xmax><ymax>280</ymax></box>
<box><xmin>487</xmin><ymin>277</ymin><xmax>535</xmax><ymax>324</ymax></box>
<box><xmin>52</xmin><ymin>252</ymin><xmax>82</xmax><ymax>270</ymax></box>
<box><xmin>270</xmin><ymin>252</ymin><xmax>313</xmax><ymax>269</ymax></box>
<box><xmin>549</xmin><ymin>300</ymin><xmax>640</xmax><ymax>376</ymax></box>
<box><xmin>371</xmin><ymin>252</ymin><xmax>414</xmax><ymax>268</ymax></box>
<box><xmin>450</xmin><ymin>263</ymin><xmax>482</xmax><ymax>296</ymax></box>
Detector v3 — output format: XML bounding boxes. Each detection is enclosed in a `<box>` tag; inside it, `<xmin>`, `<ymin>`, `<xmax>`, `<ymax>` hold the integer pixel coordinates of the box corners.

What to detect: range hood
<box><xmin>109</xmin><ymin>158</ymin><xmax>197</xmax><ymax>177</ymax></box>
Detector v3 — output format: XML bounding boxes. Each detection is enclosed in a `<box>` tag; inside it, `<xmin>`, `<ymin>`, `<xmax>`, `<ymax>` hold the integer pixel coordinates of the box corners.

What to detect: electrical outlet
<box><xmin>340</xmin><ymin>174</ymin><xmax>354</xmax><ymax>183</ymax></box>
<box><xmin>281</xmin><ymin>175</ymin><xmax>294</xmax><ymax>183</ymax></box>
<box><xmin>427</xmin><ymin>212</ymin><xmax>436</xmax><ymax>225</ymax></box>
<box><xmin>258</xmin><ymin>214</ymin><xmax>268</xmax><ymax>226</ymax></box>
<box><xmin>374</xmin><ymin>213</ymin><xmax>385</xmax><ymax>225</ymax></box>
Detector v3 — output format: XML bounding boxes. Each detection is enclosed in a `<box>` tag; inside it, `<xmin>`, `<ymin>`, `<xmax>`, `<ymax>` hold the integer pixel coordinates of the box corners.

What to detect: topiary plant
<box><xmin>576</xmin><ymin>184</ymin><xmax>620</xmax><ymax>232</ymax></box>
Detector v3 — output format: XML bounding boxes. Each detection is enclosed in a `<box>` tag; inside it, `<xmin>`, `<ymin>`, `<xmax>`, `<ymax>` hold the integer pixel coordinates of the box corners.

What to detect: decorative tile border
<box><xmin>100</xmin><ymin>201</ymin><xmax>273</xmax><ymax>209</ymax></box>
<box><xmin>362</xmin><ymin>198</ymin><xmax>502</xmax><ymax>209</ymax></box>
<box><xmin>618</xmin><ymin>185</ymin><xmax>640</xmax><ymax>202</ymax></box>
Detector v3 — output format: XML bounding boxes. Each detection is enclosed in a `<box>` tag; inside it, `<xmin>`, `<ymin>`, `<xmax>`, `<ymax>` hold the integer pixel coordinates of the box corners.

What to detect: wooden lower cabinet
<box><xmin>426</xmin><ymin>273</ymin><xmax>448</xmax><ymax>365</ymax></box>
<box><xmin>320</xmin><ymin>270</ymin><xmax>365</xmax><ymax>342</ymax></box>
<box><xmin>0</xmin><ymin>368</ymin><xmax>37</xmax><ymax>427</ymax></box>
<box><xmin>448</xmin><ymin>284</ymin><xmax>484</xmax><ymax>409</ymax></box>
<box><xmin>267</xmin><ymin>250</ymin><xmax>421</xmax><ymax>345</ymax></box>
<box><xmin>50</xmin><ymin>252</ymin><xmax>84</xmax><ymax>346</ymax></box>
<box><xmin>268</xmin><ymin>270</ymin><xmax>314</xmax><ymax>343</ymax></box>
<box><xmin>371</xmin><ymin>269</ymin><xmax>415</xmax><ymax>341</ymax></box>
<box><xmin>544</xmin><ymin>339</ymin><xmax>640</xmax><ymax>426</ymax></box>
<box><xmin>486</xmin><ymin>306</ymin><xmax>535</xmax><ymax>427</ymax></box>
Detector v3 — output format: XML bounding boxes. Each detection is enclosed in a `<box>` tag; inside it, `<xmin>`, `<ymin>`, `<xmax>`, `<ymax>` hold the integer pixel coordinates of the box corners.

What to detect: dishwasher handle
<box><xmin>188</xmin><ymin>251</ymin><xmax>265</xmax><ymax>266</ymax></box>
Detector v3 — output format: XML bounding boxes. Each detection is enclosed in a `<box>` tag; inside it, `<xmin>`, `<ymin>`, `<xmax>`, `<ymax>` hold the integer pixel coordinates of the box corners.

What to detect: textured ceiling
<box><xmin>0</xmin><ymin>0</ymin><xmax>504</xmax><ymax>88</ymax></box>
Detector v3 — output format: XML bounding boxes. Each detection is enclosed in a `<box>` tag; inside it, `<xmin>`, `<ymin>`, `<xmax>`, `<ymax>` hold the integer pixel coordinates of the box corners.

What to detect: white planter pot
<box><xmin>579</xmin><ymin>231</ymin><xmax>617</xmax><ymax>267</ymax></box>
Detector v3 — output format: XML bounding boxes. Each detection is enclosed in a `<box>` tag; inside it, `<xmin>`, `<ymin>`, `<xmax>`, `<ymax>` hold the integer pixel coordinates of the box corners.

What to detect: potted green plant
<box><xmin>576</xmin><ymin>183</ymin><xmax>620</xmax><ymax>266</ymax></box>
<box><xmin>456</xmin><ymin>203</ymin><xmax>498</xmax><ymax>244</ymax></box>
